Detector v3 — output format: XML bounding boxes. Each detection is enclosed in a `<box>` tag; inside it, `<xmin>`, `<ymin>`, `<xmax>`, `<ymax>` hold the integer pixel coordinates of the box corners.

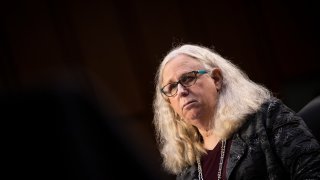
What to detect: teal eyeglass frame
<box><xmin>161</xmin><ymin>70</ymin><xmax>208</xmax><ymax>97</ymax></box>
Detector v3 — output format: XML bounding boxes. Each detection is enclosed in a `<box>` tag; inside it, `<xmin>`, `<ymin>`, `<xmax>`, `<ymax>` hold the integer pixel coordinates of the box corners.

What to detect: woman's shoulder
<box><xmin>250</xmin><ymin>96</ymin><xmax>306</xmax><ymax>133</ymax></box>
<box><xmin>239</xmin><ymin>97</ymin><xmax>297</xmax><ymax>134</ymax></box>
<box><xmin>259</xmin><ymin>96</ymin><xmax>294</xmax><ymax>115</ymax></box>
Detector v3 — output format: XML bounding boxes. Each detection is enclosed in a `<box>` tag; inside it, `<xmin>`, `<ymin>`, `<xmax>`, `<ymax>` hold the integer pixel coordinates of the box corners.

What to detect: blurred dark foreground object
<box><xmin>1</xmin><ymin>86</ymin><xmax>158</xmax><ymax>180</ymax></box>
<box><xmin>297</xmin><ymin>95</ymin><xmax>320</xmax><ymax>141</ymax></box>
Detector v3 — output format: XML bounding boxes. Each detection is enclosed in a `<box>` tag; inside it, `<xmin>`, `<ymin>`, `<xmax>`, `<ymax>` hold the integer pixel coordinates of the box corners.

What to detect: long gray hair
<box><xmin>153</xmin><ymin>44</ymin><xmax>271</xmax><ymax>174</ymax></box>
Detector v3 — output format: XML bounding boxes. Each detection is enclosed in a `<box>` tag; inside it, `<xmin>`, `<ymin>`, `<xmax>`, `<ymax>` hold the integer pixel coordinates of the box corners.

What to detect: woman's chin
<box><xmin>184</xmin><ymin>114</ymin><xmax>201</xmax><ymax>124</ymax></box>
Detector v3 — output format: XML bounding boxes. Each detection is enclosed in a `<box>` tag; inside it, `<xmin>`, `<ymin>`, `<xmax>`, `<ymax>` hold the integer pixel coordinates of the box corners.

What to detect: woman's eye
<box><xmin>180</xmin><ymin>76</ymin><xmax>195</xmax><ymax>84</ymax></box>
<box><xmin>168</xmin><ymin>84</ymin><xmax>177</xmax><ymax>91</ymax></box>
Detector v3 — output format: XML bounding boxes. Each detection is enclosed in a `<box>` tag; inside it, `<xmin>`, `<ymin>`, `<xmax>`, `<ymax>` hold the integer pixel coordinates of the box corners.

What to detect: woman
<box><xmin>153</xmin><ymin>44</ymin><xmax>320</xmax><ymax>179</ymax></box>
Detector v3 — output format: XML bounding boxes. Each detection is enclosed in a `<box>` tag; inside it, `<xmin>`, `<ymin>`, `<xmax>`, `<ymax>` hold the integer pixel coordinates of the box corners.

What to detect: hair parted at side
<box><xmin>153</xmin><ymin>44</ymin><xmax>271</xmax><ymax>174</ymax></box>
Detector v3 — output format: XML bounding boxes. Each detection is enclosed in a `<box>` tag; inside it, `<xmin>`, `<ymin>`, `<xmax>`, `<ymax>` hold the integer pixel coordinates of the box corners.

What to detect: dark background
<box><xmin>1</xmin><ymin>0</ymin><xmax>319</xmax><ymax>179</ymax></box>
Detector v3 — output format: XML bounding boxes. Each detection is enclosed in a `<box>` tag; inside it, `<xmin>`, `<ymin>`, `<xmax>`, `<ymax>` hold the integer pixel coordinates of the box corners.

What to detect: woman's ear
<box><xmin>210</xmin><ymin>68</ymin><xmax>222</xmax><ymax>90</ymax></box>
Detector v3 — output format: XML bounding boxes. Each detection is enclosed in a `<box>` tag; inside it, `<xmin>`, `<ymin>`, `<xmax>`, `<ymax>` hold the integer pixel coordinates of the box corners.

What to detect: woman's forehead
<box><xmin>162</xmin><ymin>55</ymin><xmax>203</xmax><ymax>83</ymax></box>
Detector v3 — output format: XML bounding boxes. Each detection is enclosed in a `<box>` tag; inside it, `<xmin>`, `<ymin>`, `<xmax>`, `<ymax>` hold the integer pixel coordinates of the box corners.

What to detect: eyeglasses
<box><xmin>161</xmin><ymin>70</ymin><xmax>208</xmax><ymax>97</ymax></box>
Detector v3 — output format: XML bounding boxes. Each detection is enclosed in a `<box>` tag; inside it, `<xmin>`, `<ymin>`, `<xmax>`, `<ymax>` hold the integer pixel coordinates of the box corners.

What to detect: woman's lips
<box><xmin>183</xmin><ymin>100</ymin><xmax>197</xmax><ymax>110</ymax></box>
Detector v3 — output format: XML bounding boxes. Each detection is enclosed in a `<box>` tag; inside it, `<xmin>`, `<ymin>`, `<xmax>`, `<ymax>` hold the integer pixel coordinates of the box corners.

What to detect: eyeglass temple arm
<box><xmin>198</xmin><ymin>70</ymin><xmax>207</xmax><ymax>74</ymax></box>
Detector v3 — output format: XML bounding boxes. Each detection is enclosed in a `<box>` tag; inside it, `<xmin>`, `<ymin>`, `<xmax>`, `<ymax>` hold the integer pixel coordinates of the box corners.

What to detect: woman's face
<box><xmin>161</xmin><ymin>54</ymin><xmax>221</xmax><ymax>130</ymax></box>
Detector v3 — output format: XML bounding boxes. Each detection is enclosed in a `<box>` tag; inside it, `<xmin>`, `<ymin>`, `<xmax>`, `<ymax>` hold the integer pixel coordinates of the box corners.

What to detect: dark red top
<box><xmin>201</xmin><ymin>139</ymin><xmax>232</xmax><ymax>180</ymax></box>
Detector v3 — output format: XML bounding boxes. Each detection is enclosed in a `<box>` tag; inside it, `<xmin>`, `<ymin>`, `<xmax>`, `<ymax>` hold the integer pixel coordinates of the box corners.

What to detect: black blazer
<box><xmin>177</xmin><ymin>98</ymin><xmax>320</xmax><ymax>180</ymax></box>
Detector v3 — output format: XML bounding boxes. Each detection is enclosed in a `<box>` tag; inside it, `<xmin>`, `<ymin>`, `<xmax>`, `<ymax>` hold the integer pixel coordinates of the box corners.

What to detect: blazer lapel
<box><xmin>226</xmin><ymin>134</ymin><xmax>247</xmax><ymax>179</ymax></box>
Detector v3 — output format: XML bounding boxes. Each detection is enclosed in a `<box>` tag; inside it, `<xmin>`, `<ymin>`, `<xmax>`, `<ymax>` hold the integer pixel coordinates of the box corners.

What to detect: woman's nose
<box><xmin>177</xmin><ymin>83</ymin><xmax>189</xmax><ymax>96</ymax></box>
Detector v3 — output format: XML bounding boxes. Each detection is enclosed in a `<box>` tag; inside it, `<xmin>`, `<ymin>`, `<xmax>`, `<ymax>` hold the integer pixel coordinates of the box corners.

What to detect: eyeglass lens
<box><xmin>162</xmin><ymin>71</ymin><xmax>198</xmax><ymax>96</ymax></box>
